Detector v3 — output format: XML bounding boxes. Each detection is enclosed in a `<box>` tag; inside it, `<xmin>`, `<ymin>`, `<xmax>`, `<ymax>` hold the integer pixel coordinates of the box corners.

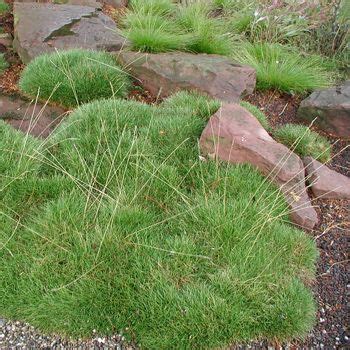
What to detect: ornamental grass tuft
<box><xmin>19</xmin><ymin>49</ymin><xmax>131</xmax><ymax>108</ymax></box>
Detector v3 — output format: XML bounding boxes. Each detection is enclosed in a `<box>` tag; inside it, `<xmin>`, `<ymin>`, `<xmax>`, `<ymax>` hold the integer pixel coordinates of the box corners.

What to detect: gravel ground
<box><xmin>0</xmin><ymin>320</ymin><xmax>134</xmax><ymax>349</ymax></box>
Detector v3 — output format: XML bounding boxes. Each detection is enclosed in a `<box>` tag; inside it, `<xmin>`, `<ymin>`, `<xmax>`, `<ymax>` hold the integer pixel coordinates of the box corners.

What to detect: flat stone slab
<box><xmin>304</xmin><ymin>156</ymin><xmax>350</xmax><ymax>199</ymax></box>
<box><xmin>200</xmin><ymin>103</ymin><xmax>318</xmax><ymax>230</ymax></box>
<box><xmin>297</xmin><ymin>80</ymin><xmax>350</xmax><ymax>139</ymax></box>
<box><xmin>14</xmin><ymin>0</ymin><xmax>102</xmax><ymax>8</ymax></box>
<box><xmin>13</xmin><ymin>2</ymin><xmax>128</xmax><ymax>64</ymax></box>
<box><xmin>117</xmin><ymin>51</ymin><xmax>256</xmax><ymax>102</ymax></box>
<box><xmin>0</xmin><ymin>94</ymin><xmax>68</xmax><ymax>138</ymax></box>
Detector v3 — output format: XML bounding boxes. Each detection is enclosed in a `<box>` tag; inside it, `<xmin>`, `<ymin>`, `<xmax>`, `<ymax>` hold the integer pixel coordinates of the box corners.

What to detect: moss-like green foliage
<box><xmin>0</xmin><ymin>93</ymin><xmax>317</xmax><ymax>348</ymax></box>
<box><xmin>19</xmin><ymin>49</ymin><xmax>131</xmax><ymax>108</ymax></box>
<box><xmin>274</xmin><ymin>123</ymin><xmax>331</xmax><ymax>163</ymax></box>
<box><xmin>232</xmin><ymin>42</ymin><xmax>332</xmax><ymax>93</ymax></box>
<box><xmin>240</xmin><ymin>101</ymin><xmax>270</xmax><ymax>131</ymax></box>
<box><xmin>0</xmin><ymin>53</ymin><xmax>8</xmax><ymax>73</ymax></box>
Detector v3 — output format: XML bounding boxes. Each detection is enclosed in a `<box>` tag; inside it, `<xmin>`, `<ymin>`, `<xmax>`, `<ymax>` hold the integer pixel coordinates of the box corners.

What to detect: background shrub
<box><xmin>274</xmin><ymin>124</ymin><xmax>331</xmax><ymax>163</ymax></box>
<box><xmin>19</xmin><ymin>49</ymin><xmax>131</xmax><ymax>108</ymax></box>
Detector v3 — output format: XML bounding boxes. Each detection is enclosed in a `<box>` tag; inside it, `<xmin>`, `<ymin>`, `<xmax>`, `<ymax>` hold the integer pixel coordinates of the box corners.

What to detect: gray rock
<box><xmin>0</xmin><ymin>94</ymin><xmax>68</xmax><ymax>138</ymax></box>
<box><xmin>14</xmin><ymin>0</ymin><xmax>102</xmax><ymax>8</ymax></box>
<box><xmin>297</xmin><ymin>81</ymin><xmax>350</xmax><ymax>139</ymax></box>
<box><xmin>117</xmin><ymin>51</ymin><xmax>256</xmax><ymax>102</ymax></box>
<box><xmin>200</xmin><ymin>103</ymin><xmax>318</xmax><ymax>230</ymax></box>
<box><xmin>13</xmin><ymin>2</ymin><xmax>129</xmax><ymax>64</ymax></box>
<box><xmin>304</xmin><ymin>156</ymin><xmax>350</xmax><ymax>199</ymax></box>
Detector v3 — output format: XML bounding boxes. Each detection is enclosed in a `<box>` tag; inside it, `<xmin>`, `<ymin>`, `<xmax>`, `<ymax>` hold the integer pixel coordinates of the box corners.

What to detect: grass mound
<box><xmin>232</xmin><ymin>42</ymin><xmax>332</xmax><ymax>94</ymax></box>
<box><xmin>19</xmin><ymin>49</ymin><xmax>131</xmax><ymax>108</ymax></box>
<box><xmin>0</xmin><ymin>93</ymin><xmax>317</xmax><ymax>348</ymax></box>
<box><xmin>274</xmin><ymin>124</ymin><xmax>331</xmax><ymax>163</ymax></box>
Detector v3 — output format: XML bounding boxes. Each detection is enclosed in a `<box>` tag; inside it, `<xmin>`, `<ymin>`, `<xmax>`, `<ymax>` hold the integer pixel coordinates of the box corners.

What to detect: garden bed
<box><xmin>0</xmin><ymin>0</ymin><xmax>349</xmax><ymax>349</ymax></box>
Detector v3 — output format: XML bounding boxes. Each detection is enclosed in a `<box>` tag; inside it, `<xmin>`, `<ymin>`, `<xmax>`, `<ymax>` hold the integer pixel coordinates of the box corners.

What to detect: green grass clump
<box><xmin>0</xmin><ymin>0</ymin><xmax>9</xmax><ymax>14</ymax></box>
<box><xmin>123</xmin><ymin>12</ymin><xmax>190</xmax><ymax>53</ymax></box>
<box><xmin>0</xmin><ymin>92</ymin><xmax>317</xmax><ymax>348</ymax></box>
<box><xmin>123</xmin><ymin>0</ymin><xmax>232</xmax><ymax>55</ymax></box>
<box><xmin>232</xmin><ymin>42</ymin><xmax>332</xmax><ymax>94</ymax></box>
<box><xmin>0</xmin><ymin>53</ymin><xmax>8</xmax><ymax>73</ymax></box>
<box><xmin>19</xmin><ymin>49</ymin><xmax>131</xmax><ymax>108</ymax></box>
<box><xmin>130</xmin><ymin>0</ymin><xmax>175</xmax><ymax>15</ymax></box>
<box><xmin>176</xmin><ymin>2</ymin><xmax>232</xmax><ymax>55</ymax></box>
<box><xmin>274</xmin><ymin>123</ymin><xmax>331</xmax><ymax>163</ymax></box>
<box><xmin>240</xmin><ymin>101</ymin><xmax>270</xmax><ymax>131</ymax></box>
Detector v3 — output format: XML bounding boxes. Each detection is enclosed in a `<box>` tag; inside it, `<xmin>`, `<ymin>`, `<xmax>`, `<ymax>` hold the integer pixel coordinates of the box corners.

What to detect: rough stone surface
<box><xmin>0</xmin><ymin>33</ymin><xmax>12</xmax><ymax>53</ymax></box>
<box><xmin>14</xmin><ymin>0</ymin><xmax>102</xmax><ymax>8</ymax></box>
<box><xmin>304</xmin><ymin>156</ymin><xmax>350</xmax><ymax>199</ymax></box>
<box><xmin>297</xmin><ymin>81</ymin><xmax>350</xmax><ymax>139</ymax></box>
<box><xmin>200</xmin><ymin>103</ymin><xmax>318</xmax><ymax>229</ymax></box>
<box><xmin>117</xmin><ymin>51</ymin><xmax>256</xmax><ymax>102</ymax></box>
<box><xmin>0</xmin><ymin>94</ymin><xmax>67</xmax><ymax>137</ymax></box>
<box><xmin>13</xmin><ymin>3</ymin><xmax>128</xmax><ymax>64</ymax></box>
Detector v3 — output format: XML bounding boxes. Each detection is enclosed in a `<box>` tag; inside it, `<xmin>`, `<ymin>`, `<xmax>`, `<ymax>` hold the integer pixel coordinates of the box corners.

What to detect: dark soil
<box><xmin>244</xmin><ymin>90</ymin><xmax>350</xmax><ymax>177</ymax></box>
<box><xmin>246</xmin><ymin>90</ymin><xmax>350</xmax><ymax>349</ymax></box>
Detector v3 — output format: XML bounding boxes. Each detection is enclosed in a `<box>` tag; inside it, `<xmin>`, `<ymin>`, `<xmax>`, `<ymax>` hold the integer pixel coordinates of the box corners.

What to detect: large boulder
<box><xmin>13</xmin><ymin>2</ymin><xmax>128</xmax><ymax>64</ymax></box>
<box><xmin>304</xmin><ymin>156</ymin><xmax>350</xmax><ymax>200</ymax></box>
<box><xmin>297</xmin><ymin>81</ymin><xmax>350</xmax><ymax>139</ymax></box>
<box><xmin>117</xmin><ymin>51</ymin><xmax>256</xmax><ymax>102</ymax></box>
<box><xmin>200</xmin><ymin>103</ymin><xmax>318</xmax><ymax>230</ymax></box>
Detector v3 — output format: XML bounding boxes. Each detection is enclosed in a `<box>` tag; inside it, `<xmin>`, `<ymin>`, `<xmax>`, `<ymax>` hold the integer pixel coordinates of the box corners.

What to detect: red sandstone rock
<box><xmin>304</xmin><ymin>156</ymin><xmax>350</xmax><ymax>199</ymax></box>
<box><xmin>200</xmin><ymin>103</ymin><xmax>318</xmax><ymax>229</ymax></box>
<box><xmin>117</xmin><ymin>51</ymin><xmax>256</xmax><ymax>102</ymax></box>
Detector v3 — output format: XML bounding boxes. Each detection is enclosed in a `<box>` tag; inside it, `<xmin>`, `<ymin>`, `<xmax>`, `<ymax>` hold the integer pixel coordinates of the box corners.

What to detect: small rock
<box><xmin>297</xmin><ymin>80</ymin><xmax>350</xmax><ymax>139</ymax></box>
<box><xmin>304</xmin><ymin>156</ymin><xmax>350</xmax><ymax>199</ymax></box>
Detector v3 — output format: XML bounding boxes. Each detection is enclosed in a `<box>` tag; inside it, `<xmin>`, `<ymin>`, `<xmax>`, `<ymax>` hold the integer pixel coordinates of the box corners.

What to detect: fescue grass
<box><xmin>240</xmin><ymin>100</ymin><xmax>270</xmax><ymax>131</ymax></box>
<box><xmin>0</xmin><ymin>53</ymin><xmax>8</xmax><ymax>73</ymax></box>
<box><xmin>124</xmin><ymin>0</ymin><xmax>232</xmax><ymax>55</ymax></box>
<box><xmin>19</xmin><ymin>49</ymin><xmax>131</xmax><ymax>108</ymax></box>
<box><xmin>0</xmin><ymin>92</ymin><xmax>317</xmax><ymax>348</ymax></box>
<box><xmin>0</xmin><ymin>0</ymin><xmax>9</xmax><ymax>14</ymax></box>
<box><xmin>130</xmin><ymin>0</ymin><xmax>175</xmax><ymax>15</ymax></box>
<box><xmin>176</xmin><ymin>2</ymin><xmax>232</xmax><ymax>55</ymax></box>
<box><xmin>123</xmin><ymin>12</ymin><xmax>191</xmax><ymax>53</ymax></box>
<box><xmin>274</xmin><ymin>124</ymin><xmax>331</xmax><ymax>163</ymax></box>
<box><xmin>232</xmin><ymin>42</ymin><xmax>332</xmax><ymax>94</ymax></box>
